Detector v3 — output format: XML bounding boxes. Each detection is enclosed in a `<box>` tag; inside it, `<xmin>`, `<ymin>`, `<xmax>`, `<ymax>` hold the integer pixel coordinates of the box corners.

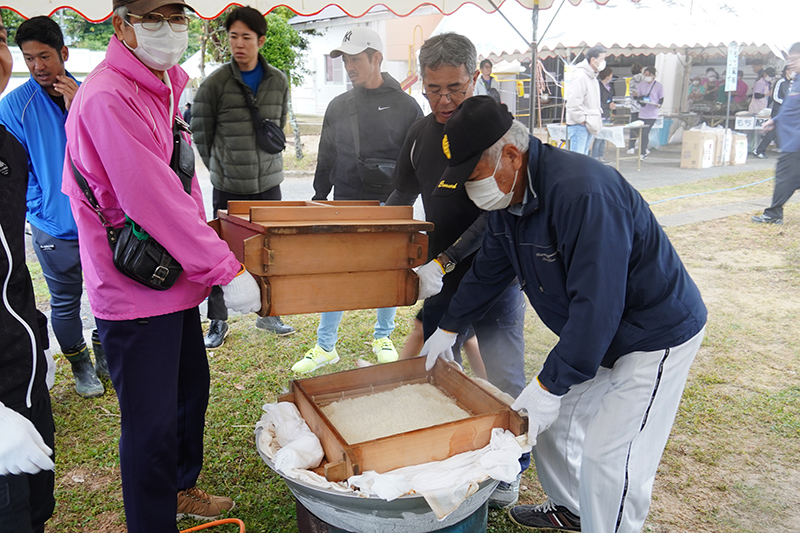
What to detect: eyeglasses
<box><xmin>422</xmin><ymin>84</ymin><xmax>469</xmax><ymax>104</ymax></box>
<box><xmin>128</xmin><ymin>12</ymin><xmax>190</xmax><ymax>32</ymax></box>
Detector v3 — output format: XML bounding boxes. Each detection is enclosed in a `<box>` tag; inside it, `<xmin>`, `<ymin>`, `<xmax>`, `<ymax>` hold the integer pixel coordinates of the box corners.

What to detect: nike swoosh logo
<box><xmin>378</xmin><ymin>106</ymin><xmax>391</xmax><ymax>111</ymax></box>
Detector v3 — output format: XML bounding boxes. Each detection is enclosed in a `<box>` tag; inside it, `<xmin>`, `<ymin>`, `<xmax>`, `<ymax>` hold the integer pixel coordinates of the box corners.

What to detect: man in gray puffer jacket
<box><xmin>193</xmin><ymin>6</ymin><xmax>294</xmax><ymax>347</ymax></box>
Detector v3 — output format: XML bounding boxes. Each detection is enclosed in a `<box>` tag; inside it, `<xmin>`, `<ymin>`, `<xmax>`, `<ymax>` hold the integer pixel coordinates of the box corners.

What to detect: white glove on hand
<box><xmin>222</xmin><ymin>267</ymin><xmax>262</xmax><ymax>314</ymax></box>
<box><xmin>419</xmin><ymin>328</ymin><xmax>458</xmax><ymax>370</ymax></box>
<box><xmin>0</xmin><ymin>401</ymin><xmax>54</xmax><ymax>475</ymax></box>
<box><xmin>511</xmin><ymin>377</ymin><xmax>562</xmax><ymax>446</ymax></box>
<box><xmin>415</xmin><ymin>260</ymin><xmax>445</xmax><ymax>300</ymax></box>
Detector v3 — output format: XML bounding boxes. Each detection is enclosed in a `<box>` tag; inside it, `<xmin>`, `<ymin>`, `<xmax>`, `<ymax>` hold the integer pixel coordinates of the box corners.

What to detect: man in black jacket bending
<box><xmin>292</xmin><ymin>26</ymin><xmax>422</xmax><ymax>374</ymax></box>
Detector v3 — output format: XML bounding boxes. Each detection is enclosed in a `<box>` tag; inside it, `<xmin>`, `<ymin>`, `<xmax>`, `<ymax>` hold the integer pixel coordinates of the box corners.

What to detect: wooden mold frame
<box><xmin>278</xmin><ymin>357</ymin><xmax>527</xmax><ymax>482</ymax></box>
<box><xmin>212</xmin><ymin>201</ymin><xmax>434</xmax><ymax>317</ymax></box>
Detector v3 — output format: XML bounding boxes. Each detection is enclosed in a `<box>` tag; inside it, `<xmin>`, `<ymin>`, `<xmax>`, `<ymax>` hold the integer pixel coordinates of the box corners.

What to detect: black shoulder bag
<box><xmin>70</xmin><ymin>117</ymin><xmax>194</xmax><ymax>291</ymax></box>
<box><xmin>346</xmin><ymin>94</ymin><xmax>396</xmax><ymax>197</ymax></box>
<box><xmin>239</xmin><ymin>83</ymin><xmax>286</xmax><ymax>154</ymax></box>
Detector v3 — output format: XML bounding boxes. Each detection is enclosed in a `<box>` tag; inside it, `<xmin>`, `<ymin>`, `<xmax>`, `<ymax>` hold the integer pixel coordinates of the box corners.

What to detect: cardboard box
<box><xmin>711</xmin><ymin>129</ymin><xmax>726</xmax><ymax>167</ymax></box>
<box><xmin>680</xmin><ymin>130</ymin><xmax>716</xmax><ymax>169</ymax></box>
<box><xmin>213</xmin><ymin>201</ymin><xmax>433</xmax><ymax>316</ymax></box>
<box><xmin>279</xmin><ymin>358</ymin><xmax>527</xmax><ymax>481</ymax></box>
<box><xmin>730</xmin><ymin>132</ymin><xmax>748</xmax><ymax>165</ymax></box>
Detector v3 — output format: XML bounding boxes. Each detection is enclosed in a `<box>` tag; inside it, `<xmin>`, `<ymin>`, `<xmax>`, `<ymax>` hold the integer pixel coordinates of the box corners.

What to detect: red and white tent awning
<box><xmin>0</xmin><ymin>0</ymin><xmax>598</xmax><ymax>22</ymax></box>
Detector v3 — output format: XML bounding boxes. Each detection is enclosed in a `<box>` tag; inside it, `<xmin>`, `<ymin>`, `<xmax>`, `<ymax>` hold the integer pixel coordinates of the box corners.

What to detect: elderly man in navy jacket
<box><xmin>421</xmin><ymin>96</ymin><xmax>707</xmax><ymax>533</ymax></box>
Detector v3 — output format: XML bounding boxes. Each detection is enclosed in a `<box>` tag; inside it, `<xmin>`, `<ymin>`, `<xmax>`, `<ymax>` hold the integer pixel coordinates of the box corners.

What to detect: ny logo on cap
<box><xmin>343</xmin><ymin>31</ymin><xmax>352</xmax><ymax>42</ymax></box>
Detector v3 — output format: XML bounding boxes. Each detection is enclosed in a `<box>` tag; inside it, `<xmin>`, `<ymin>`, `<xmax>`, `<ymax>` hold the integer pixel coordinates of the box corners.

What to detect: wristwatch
<box><xmin>436</xmin><ymin>253</ymin><xmax>456</xmax><ymax>273</ymax></box>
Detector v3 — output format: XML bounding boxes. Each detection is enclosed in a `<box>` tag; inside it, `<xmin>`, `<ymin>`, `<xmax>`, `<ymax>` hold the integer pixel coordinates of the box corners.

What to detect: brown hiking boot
<box><xmin>176</xmin><ymin>486</ymin><xmax>235</xmax><ymax>521</ymax></box>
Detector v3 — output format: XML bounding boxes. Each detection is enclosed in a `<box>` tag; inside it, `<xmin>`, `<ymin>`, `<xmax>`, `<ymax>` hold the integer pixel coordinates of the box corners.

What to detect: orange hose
<box><xmin>179</xmin><ymin>518</ymin><xmax>245</xmax><ymax>532</ymax></box>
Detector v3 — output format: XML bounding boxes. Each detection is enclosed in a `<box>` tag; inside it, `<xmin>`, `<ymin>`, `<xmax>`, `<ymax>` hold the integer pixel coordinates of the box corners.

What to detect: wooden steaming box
<box><xmin>211</xmin><ymin>201</ymin><xmax>433</xmax><ymax>317</ymax></box>
<box><xmin>278</xmin><ymin>358</ymin><xmax>527</xmax><ymax>482</ymax></box>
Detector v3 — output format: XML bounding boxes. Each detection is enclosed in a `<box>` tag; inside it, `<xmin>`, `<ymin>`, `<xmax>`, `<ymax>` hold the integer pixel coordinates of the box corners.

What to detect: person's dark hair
<box><xmin>764</xmin><ymin>67</ymin><xmax>775</xmax><ymax>78</ymax></box>
<box><xmin>630</xmin><ymin>62</ymin><xmax>642</xmax><ymax>75</ymax></box>
<box><xmin>598</xmin><ymin>67</ymin><xmax>612</xmax><ymax>80</ymax></box>
<box><xmin>15</xmin><ymin>15</ymin><xmax>64</xmax><ymax>51</ymax></box>
<box><xmin>419</xmin><ymin>32</ymin><xmax>476</xmax><ymax>80</ymax></box>
<box><xmin>644</xmin><ymin>66</ymin><xmax>656</xmax><ymax>76</ymax></box>
<box><xmin>783</xmin><ymin>66</ymin><xmax>790</xmax><ymax>77</ymax></box>
<box><xmin>705</xmin><ymin>67</ymin><xmax>717</xmax><ymax>74</ymax></box>
<box><xmin>479</xmin><ymin>59</ymin><xmax>492</xmax><ymax>69</ymax></box>
<box><xmin>737</xmin><ymin>70</ymin><xmax>743</xmax><ymax>77</ymax></box>
<box><xmin>789</xmin><ymin>42</ymin><xmax>800</xmax><ymax>55</ymax></box>
<box><xmin>586</xmin><ymin>45</ymin><xmax>606</xmax><ymax>61</ymax></box>
<box><xmin>224</xmin><ymin>6</ymin><xmax>267</xmax><ymax>38</ymax></box>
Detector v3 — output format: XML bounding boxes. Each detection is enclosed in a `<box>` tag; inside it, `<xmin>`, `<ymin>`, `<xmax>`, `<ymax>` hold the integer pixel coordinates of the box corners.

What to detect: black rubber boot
<box><xmin>64</xmin><ymin>342</ymin><xmax>104</xmax><ymax>398</ymax></box>
<box><xmin>92</xmin><ymin>329</ymin><xmax>110</xmax><ymax>379</ymax></box>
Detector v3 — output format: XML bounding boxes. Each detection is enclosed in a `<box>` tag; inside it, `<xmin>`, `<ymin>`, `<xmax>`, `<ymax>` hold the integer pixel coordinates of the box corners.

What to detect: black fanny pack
<box><xmin>70</xmin><ymin>117</ymin><xmax>193</xmax><ymax>291</ymax></box>
<box><xmin>239</xmin><ymin>83</ymin><xmax>286</xmax><ymax>154</ymax></box>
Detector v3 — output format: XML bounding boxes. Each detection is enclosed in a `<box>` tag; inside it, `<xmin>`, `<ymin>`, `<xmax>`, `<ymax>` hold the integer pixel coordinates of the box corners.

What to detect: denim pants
<box><xmin>30</xmin><ymin>225</ymin><xmax>84</xmax><ymax>351</ymax></box>
<box><xmin>0</xmin><ymin>394</ymin><xmax>55</xmax><ymax>533</ymax></box>
<box><xmin>568</xmin><ymin>124</ymin><xmax>594</xmax><ymax>155</ymax></box>
<box><xmin>317</xmin><ymin>307</ymin><xmax>396</xmax><ymax>352</ymax></box>
<box><xmin>96</xmin><ymin>307</ymin><xmax>209</xmax><ymax>533</ymax></box>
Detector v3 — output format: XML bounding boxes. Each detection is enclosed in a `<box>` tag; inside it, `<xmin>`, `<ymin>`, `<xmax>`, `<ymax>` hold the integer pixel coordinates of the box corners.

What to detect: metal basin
<box><xmin>255</xmin><ymin>428</ymin><xmax>499</xmax><ymax>533</ymax></box>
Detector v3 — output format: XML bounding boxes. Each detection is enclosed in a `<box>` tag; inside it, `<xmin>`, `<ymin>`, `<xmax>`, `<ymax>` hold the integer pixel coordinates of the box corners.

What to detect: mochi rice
<box><xmin>320</xmin><ymin>383</ymin><xmax>470</xmax><ymax>443</ymax></box>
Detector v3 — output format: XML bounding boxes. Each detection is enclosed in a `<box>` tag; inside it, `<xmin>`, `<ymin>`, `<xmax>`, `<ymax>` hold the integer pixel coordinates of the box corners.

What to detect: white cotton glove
<box><xmin>221</xmin><ymin>266</ymin><xmax>262</xmax><ymax>314</ymax></box>
<box><xmin>419</xmin><ymin>328</ymin><xmax>458</xmax><ymax>370</ymax></box>
<box><xmin>0</xmin><ymin>401</ymin><xmax>54</xmax><ymax>475</ymax></box>
<box><xmin>511</xmin><ymin>377</ymin><xmax>562</xmax><ymax>446</ymax></box>
<box><xmin>415</xmin><ymin>259</ymin><xmax>445</xmax><ymax>300</ymax></box>
<box><xmin>45</xmin><ymin>348</ymin><xmax>56</xmax><ymax>390</ymax></box>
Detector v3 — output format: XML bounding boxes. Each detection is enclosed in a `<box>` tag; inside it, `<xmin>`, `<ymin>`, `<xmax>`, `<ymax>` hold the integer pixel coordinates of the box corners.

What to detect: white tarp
<box><xmin>433</xmin><ymin>0</ymin><xmax>796</xmax><ymax>63</ymax></box>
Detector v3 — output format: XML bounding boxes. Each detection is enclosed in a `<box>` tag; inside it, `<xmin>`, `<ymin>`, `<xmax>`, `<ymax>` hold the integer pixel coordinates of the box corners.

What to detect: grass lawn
<box><xmin>39</xmin><ymin>167</ymin><xmax>800</xmax><ymax>532</ymax></box>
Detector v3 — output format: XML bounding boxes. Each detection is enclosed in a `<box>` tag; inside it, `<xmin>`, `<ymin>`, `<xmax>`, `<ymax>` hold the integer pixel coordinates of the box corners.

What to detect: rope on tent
<box><xmin>180</xmin><ymin>518</ymin><xmax>246</xmax><ymax>533</ymax></box>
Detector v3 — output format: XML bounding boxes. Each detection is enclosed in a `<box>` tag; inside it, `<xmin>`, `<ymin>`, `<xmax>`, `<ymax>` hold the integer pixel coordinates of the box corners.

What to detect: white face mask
<box><xmin>644</xmin><ymin>76</ymin><xmax>654</xmax><ymax>83</ymax></box>
<box><xmin>596</xmin><ymin>59</ymin><xmax>607</xmax><ymax>72</ymax></box>
<box><xmin>464</xmin><ymin>152</ymin><xmax>518</xmax><ymax>211</ymax></box>
<box><xmin>124</xmin><ymin>20</ymin><xmax>188</xmax><ymax>71</ymax></box>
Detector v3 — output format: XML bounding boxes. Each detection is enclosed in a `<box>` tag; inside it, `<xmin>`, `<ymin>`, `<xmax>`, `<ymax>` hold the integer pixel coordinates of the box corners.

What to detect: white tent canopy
<box><xmin>433</xmin><ymin>0</ymin><xmax>795</xmax><ymax>63</ymax></box>
<box><xmin>1</xmin><ymin>0</ymin><xmax>584</xmax><ymax>22</ymax></box>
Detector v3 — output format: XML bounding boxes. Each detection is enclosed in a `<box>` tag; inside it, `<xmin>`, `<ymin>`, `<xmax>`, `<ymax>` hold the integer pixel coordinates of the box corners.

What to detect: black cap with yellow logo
<box><xmin>433</xmin><ymin>96</ymin><xmax>514</xmax><ymax>196</ymax></box>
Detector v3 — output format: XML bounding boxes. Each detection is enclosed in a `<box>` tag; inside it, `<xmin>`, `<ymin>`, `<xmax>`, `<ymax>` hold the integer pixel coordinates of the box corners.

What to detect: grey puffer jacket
<box><xmin>192</xmin><ymin>55</ymin><xmax>288</xmax><ymax>195</ymax></box>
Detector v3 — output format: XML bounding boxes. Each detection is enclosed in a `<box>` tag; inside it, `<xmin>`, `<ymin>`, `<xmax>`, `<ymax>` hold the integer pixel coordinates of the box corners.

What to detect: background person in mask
<box><xmin>62</xmin><ymin>1</ymin><xmax>262</xmax><ymax>530</ymax></box>
<box><xmin>635</xmin><ymin>66</ymin><xmax>664</xmax><ymax>160</ymax></box>
<box><xmin>421</xmin><ymin>96</ymin><xmax>707</xmax><ymax>533</ymax></box>
<box><xmin>565</xmin><ymin>45</ymin><xmax>605</xmax><ymax>155</ymax></box>
<box><xmin>192</xmin><ymin>6</ymin><xmax>294</xmax><ymax>348</ymax></box>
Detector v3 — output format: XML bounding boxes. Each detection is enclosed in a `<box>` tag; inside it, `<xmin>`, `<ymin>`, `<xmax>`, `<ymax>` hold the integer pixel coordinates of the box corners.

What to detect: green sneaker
<box><xmin>292</xmin><ymin>345</ymin><xmax>339</xmax><ymax>374</ymax></box>
<box><xmin>372</xmin><ymin>337</ymin><xmax>398</xmax><ymax>364</ymax></box>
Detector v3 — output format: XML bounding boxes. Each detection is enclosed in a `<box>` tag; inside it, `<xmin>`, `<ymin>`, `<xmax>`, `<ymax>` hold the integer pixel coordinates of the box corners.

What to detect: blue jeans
<box><xmin>317</xmin><ymin>308</ymin><xmax>396</xmax><ymax>352</ymax></box>
<box><xmin>568</xmin><ymin>124</ymin><xmax>594</xmax><ymax>155</ymax></box>
<box><xmin>590</xmin><ymin>138</ymin><xmax>606</xmax><ymax>159</ymax></box>
<box><xmin>30</xmin><ymin>225</ymin><xmax>84</xmax><ymax>351</ymax></box>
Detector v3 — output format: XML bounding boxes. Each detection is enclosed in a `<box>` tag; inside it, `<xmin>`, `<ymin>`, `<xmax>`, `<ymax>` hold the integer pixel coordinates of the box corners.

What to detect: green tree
<box><xmin>1</xmin><ymin>8</ymin><xmax>28</xmax><ymax>40</ymax></box>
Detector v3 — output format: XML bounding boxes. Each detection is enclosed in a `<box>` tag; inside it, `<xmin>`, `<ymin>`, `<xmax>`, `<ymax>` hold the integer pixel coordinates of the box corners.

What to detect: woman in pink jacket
<box><xmin>61</xmin><ymin>1</ymin><xmax>260</xmax><ymax>531</ymax></box>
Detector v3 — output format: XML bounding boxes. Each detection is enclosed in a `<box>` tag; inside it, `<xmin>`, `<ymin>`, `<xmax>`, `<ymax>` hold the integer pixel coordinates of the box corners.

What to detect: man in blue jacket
<box><xmin>421</xmin><ymin>96</ymin><xmax>707</xmax><ymax>532</ymax></box>
<box><xmin>0</xmin><ymin>16</ymin><xmax>105</xmax><ymax>398</ymax></box>
<box><xmin>752</xmin><ymin>42</ymin><xmax>800</xmax><ymax>224</ymax></box>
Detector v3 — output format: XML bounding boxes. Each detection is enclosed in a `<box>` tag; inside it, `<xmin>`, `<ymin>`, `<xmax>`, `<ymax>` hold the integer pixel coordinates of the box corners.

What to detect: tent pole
<box><xmin>531</xmin><ymin>0</ymin><xmax>539</xmax><ymax>132</ymax></box>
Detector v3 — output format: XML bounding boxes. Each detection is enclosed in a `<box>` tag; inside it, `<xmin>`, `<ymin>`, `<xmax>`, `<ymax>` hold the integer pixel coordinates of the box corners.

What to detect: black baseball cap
<box><xmin>434</xmin><ymin>96</ymin><xmax>514</xmax><ymax>196</ymax></box>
